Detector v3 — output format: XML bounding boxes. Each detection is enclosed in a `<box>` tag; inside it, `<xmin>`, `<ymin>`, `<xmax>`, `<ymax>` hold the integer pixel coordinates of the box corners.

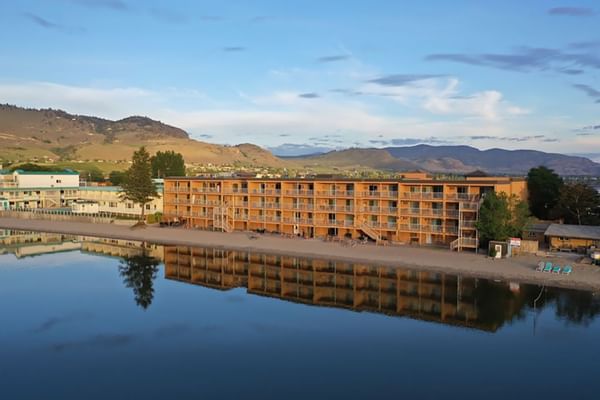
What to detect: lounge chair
<box><xmin>536</xmin><ymin>261</ymin><xmax>545</xmax><ymax>272</ymax></box>
<box><xmin>562</xmin><ymin>265</ymin><xmax>573</xmax><ymax>275</ymax></box>
<box><xmin>543</xmin><ymin>262</ymin><xmax>553</xmax><ymax>273</ymax></box>
<box><xmin>552</xmin><ymin>266</ymin><xmax>562</xmax><ymax>274</ymax></box>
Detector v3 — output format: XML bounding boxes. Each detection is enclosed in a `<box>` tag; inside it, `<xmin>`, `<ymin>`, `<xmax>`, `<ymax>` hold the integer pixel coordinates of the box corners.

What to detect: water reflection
<box><xmin>164</xmin><ymin>245</ymin><xmax>600</xmax><ymax>331</ymax></box>
<box><xmin>2</xmin><ymin>231</ymin><xmax>600</xmax><ymax>328</ymax></box>
<box><xmin>119</xmin><ymin>250</ymin><xmax>161</xmax><ymax>309</ymax></box>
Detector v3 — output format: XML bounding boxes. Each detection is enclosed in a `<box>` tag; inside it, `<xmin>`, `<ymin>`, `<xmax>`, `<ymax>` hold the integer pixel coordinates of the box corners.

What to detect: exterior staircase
<box><xmin>213</xmin><ymin>206</ymin><xmax>235</xmax><ymax>233</ymax></box>
<box><xmin>358</xmin><ymin>222</ymin><xmax>381</xmax><ymax>244</ymax></box>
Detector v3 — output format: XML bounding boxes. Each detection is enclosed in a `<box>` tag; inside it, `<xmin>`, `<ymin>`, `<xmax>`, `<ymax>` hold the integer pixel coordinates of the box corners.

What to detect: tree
<box><xmin>108</xmin><ymin>170</ymin><xmax>127</xmax><ymax>186</ymax></box>
<box><xmin>9</xmin><ymin>163</ymin><xmax>56</xmax><ymax>172</ymax></box>
<box><xmin>151</xmin><ymin>150</ymin><xmax>185</xmax><ymax>178</ymax></box>
<box><xmin>476</xmin><ymin>192</ymin><xmax>530</xmax><ymax>247</ymax></box>
<box><xmin>80</xmin><ymin>167</ymin><xmax>104</xmax><ymax>183</ymax></box>
<box><xmin>120</xmin><ymin>147</ymin><xmax>158</xmax><ymax>222</ymax></box>
<box><xmin>527</xmin><ymin>166</ymin><xmax>563</xmax><ymax>220</ymax></box>
<box><xmin>118</xmin><ymin>250</ymin><xmax>161</xmax><ymax>309</ymax></box>
<box><xmin>555</xmin><ymin>182</ymin><xmax>600</xmax><ymax>225</ymax></box>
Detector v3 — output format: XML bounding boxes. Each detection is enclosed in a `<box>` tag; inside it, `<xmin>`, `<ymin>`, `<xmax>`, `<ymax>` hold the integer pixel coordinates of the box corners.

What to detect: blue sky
<box><xmin>1</xmin><ymin>0</ymin><xmax>599</xmax><ymax>155</ymax></box>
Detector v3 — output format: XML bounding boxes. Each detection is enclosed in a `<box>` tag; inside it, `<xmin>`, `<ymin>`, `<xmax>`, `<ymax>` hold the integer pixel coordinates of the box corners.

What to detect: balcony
<box><xmin>460</xmin><ymin>220</ymin><xmax>477</xmax><ymax>229</ymax></box>
<box><xmin>166</xmin><ymin>187</ymin><xmax>190</xmax><ymax>193</ymax></box>
<box><xmin>420</xmin><ymin>208</ymin><xmax>444</xmax><ymax>217</ymax></box>
<box><xmin>315</xmin><ymin>190</ymin><xmax>354</xmax><ymax>197</ymax></box>
<box><xmin>445</xmin><ymin>193</ymin><xmax>480</xmax><ymax>202</ymax></box>
<box><xmin>400</xmin><ymin>192</ymin><xmax>422</xmax><ymax>200</ymax></box>
<box><xmin>283</xmin><ymin>190</ymin><xmax>314</xmax><ymax>196</ymax></box>
<box><xmin>283</xmin><ymin>217</ymin><xmax>314</xmax><ymax>225</ymax></box>
<box><xmin>191</xmin><ymin>187</ymin><xmax>218</xmax><ymax>193</ymax></box>
<box><xmin>285</xmin><ymin>203</ymin><xmax>314</xmax><ymax>211</ymax></box>
<box><xmin>223</xmin><ymin>188</ymin><xmax>249</xmax><ymax>194</ymax></box>
<box><xmin>420</xmin><ymin>192</ymin><xmax>444</xmax><ymax>200</ymax></box>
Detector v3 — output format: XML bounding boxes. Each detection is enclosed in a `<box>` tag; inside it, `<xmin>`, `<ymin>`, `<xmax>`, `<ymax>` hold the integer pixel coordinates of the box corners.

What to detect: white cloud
<box><xmin>359</xmin><ymin>77</ymin><xmax>530</xmax><ymax>120</ymax></box>
<box><xmin>0</xmin><ymin>80</ymin><xmax>578</xmax><ymax>152</ymax></box>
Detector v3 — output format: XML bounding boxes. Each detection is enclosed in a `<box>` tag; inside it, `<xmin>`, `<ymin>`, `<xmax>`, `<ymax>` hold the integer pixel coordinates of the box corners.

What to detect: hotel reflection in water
<box><xmin>164</xmin><ymin>245</ymin><xmax>509</xmax><ymax>332</ymax></box>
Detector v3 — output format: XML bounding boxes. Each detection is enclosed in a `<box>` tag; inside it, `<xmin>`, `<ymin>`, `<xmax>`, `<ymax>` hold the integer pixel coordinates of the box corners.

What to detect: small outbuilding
<box><xmin>523</xmin><ymin>221</ymin><xmax>552</xmax><ymax>246</ymax></box>
<box><xmin>544</xmin><ymin>224</ymin><xmax>600</xmax><ymax>252</ymax></box>
<box><xmin>71</xmin><ymin>200</ymin><xmax>100</xmax><ymax>214</ymax></box>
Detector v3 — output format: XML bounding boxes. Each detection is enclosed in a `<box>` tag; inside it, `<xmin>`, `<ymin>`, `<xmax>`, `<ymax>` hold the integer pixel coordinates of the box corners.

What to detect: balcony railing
<box><xmin>460</xmin><ymin>220</ymin><xmax>477</xmax><ymax>229</ymax></box>
<box><xmin>191</xmin><ymin>187</ymin><xmax>220</xmax><ymax>193</ymax></box>
<box><xmin>283</xmin><ymin>190</ymin><xmax>314</xmax><ymax>196</ymax></box>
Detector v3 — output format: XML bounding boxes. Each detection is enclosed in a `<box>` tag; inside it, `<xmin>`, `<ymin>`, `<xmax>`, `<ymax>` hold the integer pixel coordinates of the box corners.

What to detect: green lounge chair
<box><xmin>552</xmin><ymin>266</ymin><xmax>562</xmax><ymax>274</ymax></box>
<box><xmin>536</xmin><ymin>261</ymin><xmax>545</xmax><ymax>271</ymax></box>
<box><xmin>543</xmin><ymin>262</ymin><xmax>553</xmax><ymax>273</ymax></box>
<box><xmin>562</xmin><ymin>265</ymin><xmax>572</xmax><ymax>275</ymax></box>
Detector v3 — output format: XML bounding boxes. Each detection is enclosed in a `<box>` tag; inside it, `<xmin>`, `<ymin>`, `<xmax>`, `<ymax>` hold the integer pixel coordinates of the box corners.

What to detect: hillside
<box><xmin>293</xmin><ymin>145</ymin><xmax>600</xmax><ymax>176</ymax></box>
<box><xmin>0</xmin><ymin>104</ymin><xmax>283</xmax><ymax>167</ymax></box>
<box><xmin>385</xmin><ymin>145</ymin><xmax>600</xmax><ymax>175</ymax></box>
<box><xmin>289</xmin><ymin>148</ymin><xmax>422</xmax><ymax>172</ymax></box>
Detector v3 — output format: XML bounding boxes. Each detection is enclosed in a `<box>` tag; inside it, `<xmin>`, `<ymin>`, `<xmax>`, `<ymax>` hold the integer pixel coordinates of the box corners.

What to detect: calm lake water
<box><xmin>1</xmin><ymin>231</ymin><xmax>600</xmax><ymax>400</ymax></box>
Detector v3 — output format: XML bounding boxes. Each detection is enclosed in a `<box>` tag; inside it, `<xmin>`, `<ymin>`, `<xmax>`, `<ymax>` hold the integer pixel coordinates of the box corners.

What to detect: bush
<box><xmin>146</xmin><ymin>212</ymin><xmax>163</xmax><ymax>224</ymax></box>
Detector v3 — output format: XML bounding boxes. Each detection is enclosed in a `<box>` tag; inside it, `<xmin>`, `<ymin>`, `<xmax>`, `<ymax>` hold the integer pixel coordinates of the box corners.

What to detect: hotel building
<box><xmin>163</xmin><ymin>173</ymin><xmax>526</xmax><ymax>250</ymax></box>
<box><xmin>0</xmin><ymin>169</ymin><xmax>80</xmax><ymax>209</ymax></box>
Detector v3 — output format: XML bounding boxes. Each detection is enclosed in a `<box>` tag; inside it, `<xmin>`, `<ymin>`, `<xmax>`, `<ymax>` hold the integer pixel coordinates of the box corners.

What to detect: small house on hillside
<box><xmin>544</xmin><ymin>224</ymin><xmax>600</xmax><ymax>252</ymax></box>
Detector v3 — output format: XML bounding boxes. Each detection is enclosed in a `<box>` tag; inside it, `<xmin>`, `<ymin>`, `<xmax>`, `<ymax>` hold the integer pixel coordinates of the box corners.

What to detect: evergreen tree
<box><xmin>151</xmin><ymin>150</ymin><xmax>186</xmax><ymax>178</ymax></box>
<box><xmin>121</xmin><ymin>147</ymin><xmax>158</xmax><ymax>221</ymax></box>
<box><xmin>527</xmin><ymin>166</ymin><xmax>563</xmax><ymax>219</ymax></box>
<box><xmin>108</xmin><ymin>170</ymin><xmax>127</xmax><ymax>186</ymax></box>
<box><xmin>118</xmin><ymin>249</ymin><xmax>161</xmax><ymax>309</ymax></box>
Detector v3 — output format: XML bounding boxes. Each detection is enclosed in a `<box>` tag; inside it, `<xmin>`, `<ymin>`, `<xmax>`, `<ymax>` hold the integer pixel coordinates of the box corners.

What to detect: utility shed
<box><xmin>544</xmin><ymin>224</ymin><xmax>600</xmax><ymax>251</ymax></box>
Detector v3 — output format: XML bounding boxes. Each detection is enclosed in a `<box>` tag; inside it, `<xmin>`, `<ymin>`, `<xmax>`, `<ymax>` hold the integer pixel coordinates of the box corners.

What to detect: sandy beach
<box><xmin>1</xmin><ymin>216</ymin><xmax>599</xmax><ymax>291</ymax></box>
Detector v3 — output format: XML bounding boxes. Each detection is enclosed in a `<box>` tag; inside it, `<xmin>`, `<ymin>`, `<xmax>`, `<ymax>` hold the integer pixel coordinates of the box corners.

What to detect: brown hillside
<box><xmin>0</xmin><ymin>104</ymin><xmax>282</xmax><ymax>167</ymax></box>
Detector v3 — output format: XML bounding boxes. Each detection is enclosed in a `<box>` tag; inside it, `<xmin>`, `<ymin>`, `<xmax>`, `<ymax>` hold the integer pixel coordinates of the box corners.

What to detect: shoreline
<box><xmin>1</xmin><ymin>217</ymin><xmax>599</xmax><ymax>292</ymax></box>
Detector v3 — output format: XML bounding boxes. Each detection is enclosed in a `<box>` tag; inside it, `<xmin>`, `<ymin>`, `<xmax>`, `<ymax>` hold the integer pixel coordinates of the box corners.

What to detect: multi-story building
<box><xmin>163</xmin><ymin>173</ymin><xmax>526</xmax><ymax>250</ymax></box>
<box><xmin>0</xmin><ymin>169</ymin><xmax>80</xmax><ymax>209</ymax></box>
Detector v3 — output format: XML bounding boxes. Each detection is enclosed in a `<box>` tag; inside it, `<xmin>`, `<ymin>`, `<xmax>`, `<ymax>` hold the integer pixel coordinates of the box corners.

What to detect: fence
<box><xmin>0</xmin><ymin>208</ymin><xmax>118</xmax><ymax>224</ymax></box>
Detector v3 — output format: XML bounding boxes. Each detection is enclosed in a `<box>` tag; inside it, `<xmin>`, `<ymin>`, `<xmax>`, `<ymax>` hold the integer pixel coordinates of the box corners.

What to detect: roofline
<box><xmin>163</xmin><ymin>176</ymin><xmax>526</xmax><ymax>184</ymax></box>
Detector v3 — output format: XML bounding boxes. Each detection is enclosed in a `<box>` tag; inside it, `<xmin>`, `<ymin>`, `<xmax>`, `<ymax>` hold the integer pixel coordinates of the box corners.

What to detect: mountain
<box><xmin>288</xmin><ymin>148</ymin><xmax>422</xmax><ymax>171</ymax></box>
<box><xmin>2</xmin><ymin>104</ymin><xmax>598</xmax><ymax>176</ymax></box>
<box><xmin>0</xmin><ymin>104</ymin><xmax>282</xmax><ymax>166</ymax></box>
<box><xmin>293</xmin><ymin>145</ymin><xmax>600</xmax><ymax>176</ymax></box>
<box><xmin>385</xmin><ymin>145</ymin><xmax>600</xmax><ymax>175</ymax></box>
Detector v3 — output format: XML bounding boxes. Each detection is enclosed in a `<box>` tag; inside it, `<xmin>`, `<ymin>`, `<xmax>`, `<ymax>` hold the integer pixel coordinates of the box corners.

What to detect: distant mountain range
<box><xmin>1</xmin><ymin>104</ymin><xmax>598</xmax><ymax>175</ymax></box>
<box><xmin>289</xmin><ymin>145</ymin><xmax>600</xmax><ymax>175</ymax></box>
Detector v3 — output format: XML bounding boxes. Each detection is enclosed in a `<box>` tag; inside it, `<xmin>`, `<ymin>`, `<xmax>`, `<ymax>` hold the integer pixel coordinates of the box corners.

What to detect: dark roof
<box><xmin>525</xmin><ymin>221</ymin><xmax>552</xmax><ymax>233</ymax></box>
<box><xmin>544</xmin><ymin>224</ymin><xmax>600</xmax><ymax>240</ymax></box>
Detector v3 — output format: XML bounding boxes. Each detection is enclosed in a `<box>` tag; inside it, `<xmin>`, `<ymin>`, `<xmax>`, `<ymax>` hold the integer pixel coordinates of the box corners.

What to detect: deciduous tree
<box><xmin>151</xmin><ymin>150</ymin><xmax>185</xmax><ymax>178</ymax></box>
<box><xmin>527</xmin><ymin>166</ymin><xmax>563</xmax><ymax>219</ymax></box>
<box><xmin>476</xmin><ymin>192</ymin><xmax>530</xmax><ymax>247</ymax></box>
<box><xmin>555</xmin><ymin>182</ymin><xmax>600</xmax><ymax>225</ymax></box>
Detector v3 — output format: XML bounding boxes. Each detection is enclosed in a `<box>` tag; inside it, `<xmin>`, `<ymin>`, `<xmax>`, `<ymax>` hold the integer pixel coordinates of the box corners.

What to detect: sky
<box><xmin>1</xmin><ymin>0</ymin><xmax>599</xmax><ymax>156</ymax></box>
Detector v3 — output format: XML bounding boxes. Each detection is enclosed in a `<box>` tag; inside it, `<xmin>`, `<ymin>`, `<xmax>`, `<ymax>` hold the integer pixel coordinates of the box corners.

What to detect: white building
<box><xmin>71</xmin><ymin>200</ymin><xmax>100</xmax><ymax>214</ymax></box>
<box><xmin>76</xmin><ymin>182</ymin><xmax>163</xmax><ymax>216</ymax></box>
<box><xmin>0</xmin><ymin>169</ymin><xmax>80</xmax><ymax>209</ymax></box>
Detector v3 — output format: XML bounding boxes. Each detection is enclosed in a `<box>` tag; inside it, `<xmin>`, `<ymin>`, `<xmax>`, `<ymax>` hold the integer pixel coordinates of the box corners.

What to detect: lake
<box><xmin>1</xmin><ymin>230</ymin><xmax>599</xmax><ymax>399</ymax></box>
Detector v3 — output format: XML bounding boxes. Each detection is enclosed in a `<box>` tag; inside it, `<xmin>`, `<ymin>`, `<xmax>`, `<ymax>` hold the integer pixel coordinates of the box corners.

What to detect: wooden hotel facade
<box><xmin>163</xmin><ymin>173</ymin><xmax>526</xmax><ymax>251</ymax></box>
